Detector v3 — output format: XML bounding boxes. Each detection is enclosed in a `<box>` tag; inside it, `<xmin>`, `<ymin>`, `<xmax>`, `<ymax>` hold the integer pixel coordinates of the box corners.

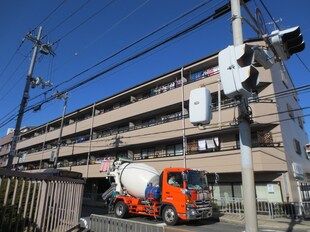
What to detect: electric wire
<box><xmin>0</xmin><ymin>39</ymin><xmax>31</xmax><ymax>102</ymax></box>
<box><xmin>44</xmin><ymin>0</ymin><xmax>92</xmax><ymax>37</ymax></box>
<box><xmin>1</xmin><ymin>1</ymin><xmax>308</xmax><ymax>135</ymax></box>
<box><xmin>26</xmin><ymin>11</ymin><xmax>215</xmax><ymax>110</ymax></box>
<box><xmin>44</xmin><ymin>110</ymin><xmax>310</xmax><ymax>150</ymax></box>
<box><xmin>0</xmin><ymin>39</ymin><xmax>26</xmax><ymax>81</ymax></box>
<box><xmin>258</xmin><ymin>84</ymin><xmax>310</xmax><ymax>101</ymax></box>
<box><xmin>27</xmin><ymin>0</ymin><xmax>217</xmax><ymax>104</ymax></box>
<box><xmin>32</xmin><ymin>0</ymin><xmax>67</xmax><ymax>32</ymax></box>
<box><xmin>27</xmin><ymin>1</ymin><xmax>224</xmax><ymax>111</ymax></box>
<box><xmin>5</xmin><ymin>82</ymin><xmax>310</xmax><ymax>139</ymax></box>
<box><xmin>259</xmin><ymin>0</ymin><xmax>310</xmax><ymax>73</ymax></box>
<box><xmin>52</xmin><ymin>0</ymin><xmax>116</xmax><ymax>44</ymax></box>
<box><xmin>258</xmin><ymin>0</ymin><xmax>280</xmax><ymax>30</ymax></box>
<box><xmin>0</xmin><ymin>57</ymin><xmax>29</xmax><ymax>103</ymax></box>
<box><xmin>0</xmin><ymin>0</ymin><xmax>219</xmax><ymax>131</ymax></box>
<box><xmin>78</xmin><ymin>0</ymin><xmax>151</xmax><ymax>53</ymax></box>
<box><xmin>1</xmin><ymin>77</ymin><xmax>310</xmax><ymax>130</ymax></box>
<box><xmin>15</xmin><ymin>98</ymin><xmax>309</xmax><ymax>153</ymax></box>
<box><xmin>8</xmin><ymin>1</ymin><xmax>310</xmax><ymax>162</ymax></box>
<box><xmin>67</xmin><ymin>0</ymin><xmax>223</xmax><ymax>96</ymax></box>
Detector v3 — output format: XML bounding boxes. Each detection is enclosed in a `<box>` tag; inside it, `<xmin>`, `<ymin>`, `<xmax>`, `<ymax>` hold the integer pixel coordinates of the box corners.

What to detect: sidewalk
<box><xmin>214</xmin><ymin>211</ymin><xmax>310</xmax><ymax>231</ymax></box>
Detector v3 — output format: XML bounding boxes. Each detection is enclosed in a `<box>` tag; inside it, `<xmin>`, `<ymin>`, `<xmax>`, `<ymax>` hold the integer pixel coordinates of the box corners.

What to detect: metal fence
<box><xmin>0</xmin><ymin>168</ymin><xmax>85</xmax><ymax>232</ymax></box>
<box><xmin>89</xmin><ymin>214</ymin><xmax>166</xmax><ymax>232</ymax></box>
<box><xmin>214</xmin><ymin>197</ymin><xmax>310</xmax><ymax>219</ymax></box>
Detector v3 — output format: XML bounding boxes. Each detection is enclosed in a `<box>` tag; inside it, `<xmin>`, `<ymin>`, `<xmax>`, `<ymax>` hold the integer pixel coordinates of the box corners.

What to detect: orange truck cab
<box><xmin>113</xmin><ymin>167</ymin><xmax>212</xmax><ymax>225</ymax></box>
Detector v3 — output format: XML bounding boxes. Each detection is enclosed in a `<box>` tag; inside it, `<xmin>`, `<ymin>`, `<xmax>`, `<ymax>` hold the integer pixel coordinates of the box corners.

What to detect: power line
<box><xmin>1</xmin><ymin>69</ymin><xmax>310</xmax><ymax>131</ymax></box>
<box><xmin>26</xmin><ymin>109</ymin><xmax>310</xmax><ymax>150</ymax></box>
<box><xmin>0</xmin><ymin>0</ymin><xmax>219</xmax><ymax>131</ymax></box>
<box><xmin>27</xmin><ymin>0</ymin><xmax>217</xmax><ymax>105</ymax></box>
<box><xmin>258</xmin><ymin>0</ymin><xmax>280</xmax><ymax>30</ymax></box>
<box><xmin>33</xmin><ymin>0</ymin><xmax>67</xmax><ymax>32</ymax></box>
<box><xmin>259</xmin><ymin>0</ymin><xmax>310</xmax><ymax>73</ymax></box>
<box><xmin>45</xmin><ymin>0</ymin><xmax>92</xmax><ymax>37</ymax></box>
<box><xmin>2</xmin><ymin>1</ymin><xmax>308</xmax><ymax>133</ymax></box>
<box><xmin>0</xmin><ymin>79</ymin><xmax>309</xmax><ymax>135</ymax></box>
<box><xmin>52</xmin><ymin>0</ymin><xmax>116</xmax><ymax>44</ymax></box>
<box><xmin>77</xmin><ymin>0</ymin><xmax>151</xmax><ymax>53</ymax></box>
<box><xmin>296</xmin><ymin>54</ymin><xmax>310</xmax><ymax>73</ymax></box>
<box><xmin>0</xmin><ymin>39</ymin><xmax>26</xmax><ymax>80</ymax></box>
<box><xmin>258</xmin><ymin>84</ymin><xmax>310</xmax><ymax>101</ymax></box>
<box><xmin>26</xmin><ymin>11</ymin><xmax>216</xmax><ymax>111</ymax></box>
<box><xmin>0</xmin><ymin>57</ymin><xmax>28</xmax><ymax>102</ymax></box>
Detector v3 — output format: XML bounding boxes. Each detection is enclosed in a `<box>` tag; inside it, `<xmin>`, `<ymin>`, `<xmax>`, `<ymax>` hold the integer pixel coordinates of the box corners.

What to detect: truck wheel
<box><xmin>162</xmin><ymin>205</ymin><xmax>178</xmax><ymax>226</ymax></box>
<box><xmin>115</xmin><ymin>201</ymin><xmax>129</xmax><ymax>218</ymax></box>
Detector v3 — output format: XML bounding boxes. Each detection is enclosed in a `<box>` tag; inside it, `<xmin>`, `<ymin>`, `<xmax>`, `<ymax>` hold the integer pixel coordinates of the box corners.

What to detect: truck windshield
<box><xmin>186</xmin><ymin>170</ymin><xmax>208</xmax><ymax>190</ymax></box>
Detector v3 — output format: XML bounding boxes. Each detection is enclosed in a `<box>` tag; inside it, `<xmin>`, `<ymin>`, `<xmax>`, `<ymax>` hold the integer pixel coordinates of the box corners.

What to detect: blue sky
<box><xmin>0</xmin><ymin>0</ymin><xmax>309</xmax><ymax>138</ymax></box>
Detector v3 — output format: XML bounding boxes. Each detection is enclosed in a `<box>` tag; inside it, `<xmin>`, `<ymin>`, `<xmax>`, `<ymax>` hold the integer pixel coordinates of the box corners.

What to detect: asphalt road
<box><xmin>81</xmin><ymin>205</ymin><xmax>308</xmax><ymax>232</ymax></box>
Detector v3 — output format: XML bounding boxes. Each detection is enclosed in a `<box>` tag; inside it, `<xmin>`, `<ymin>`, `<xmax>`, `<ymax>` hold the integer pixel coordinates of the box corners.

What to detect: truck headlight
<box><xmin>186</xmin><ymin>203</ymin><xmax>194</xmax><ymax>210</ymax></box>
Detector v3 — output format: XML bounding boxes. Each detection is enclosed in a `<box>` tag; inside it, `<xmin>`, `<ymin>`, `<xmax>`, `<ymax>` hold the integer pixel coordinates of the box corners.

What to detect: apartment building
<box><xmin>4</xmin><ymin>40</ymin><xmax>309</xmax><ymax>203</ymax></box>
<box><xmin>0</xmin><ymin>130</ymin><xmax>13</xmax><ymax>166</ymax></box>
<box><xmin>0</xmin><ymin>127</ymin><xmax>32</xmax><ymax>167</ymax></box>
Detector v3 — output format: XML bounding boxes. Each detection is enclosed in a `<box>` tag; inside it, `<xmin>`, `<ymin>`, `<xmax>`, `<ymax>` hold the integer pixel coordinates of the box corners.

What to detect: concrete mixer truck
<box><xmin>104</xmin><ymin>158</ymin><xmax>212</xmax><ymax>225</ymax></box>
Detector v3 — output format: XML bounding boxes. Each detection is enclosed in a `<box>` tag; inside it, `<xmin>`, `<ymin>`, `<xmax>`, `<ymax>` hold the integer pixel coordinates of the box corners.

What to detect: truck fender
<box><xmin>113</xmin><ymin>196</ymin><xmax>131</xmax><ymax>205</ymax></box>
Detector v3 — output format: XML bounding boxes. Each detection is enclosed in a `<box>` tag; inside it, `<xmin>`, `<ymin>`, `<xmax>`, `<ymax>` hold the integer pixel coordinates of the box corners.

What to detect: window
<box><xmin>287</xmin><ymin>104</ymin><xmax>294</xmax><ymax>121</ymax></box>
<box><xmin>198</xmin><ymin>137</ymin><xmax>220</xmax><ymax>151</ymax></box>
<box><xmin>298</xmin><ymin>116</ymin><xmax>304</xmax><ymax>129</ymax></box>
<box><xmin>305</xmin><ymin>144</ymin><xmax>310</xmax><ymax>160</ymax></box>
<box><xmin>257</xmin><ymin>131</ymin><xmax>274</xmax><ymax>146</ymax></box>
<box><xmin>166</xmin><ymin>144</ymin><xmax>183</xmax><ymax>156</ymax></box>
<box><xmin>167</xmin><ymin>172</ymin><xmax>183</xmax><ymax>188</ymax></box>
<box><xmin>175</xmin><ymin>144</ymin><xmax>183</xmax><ymax>155</ymax></box>
<box><xmin>190</xmin><ymin>66</ymin><xmax>219</xmax><ymax>82</ymax></box>
<box><xmin>282</xmin><ymin>79</ymin><xmax>289</xmax><ymax>89</ymax></box>
<box><xmin>141</xmin><ymin>147</ymin><xmax>155</xmax><ymax>159</ymax></box>
<box><xmin>292</xmin><ymin>90</ymin><xmax>298</xmax><ymax>101</ymax></box>
<box><xmin>142</xmin><ymin>118</ymin><xmax>156</xmax><ymax>127</ymax></box>
<box><xmin>161</xmin><ymin>112</ymin><xmax>182</xmax><ymax>123</ymax></box>
<box><xmin>236</xmin><ymin>133</ymin><xmax>258</xmax><ymax>149</ymax></box>
<box><xmin>118</xmin><ymin>125</ymin><xmax>129</xmax><ymax>133</ymax></box>
<box><xmin>116</xmin><ymin>152</ymin><xmax>128</xmax><ymax>159</ymax></box>
<box><xmin>167</xmin><ymin>145</ymin><xmax>175</xmax><ymax>156</ymax></box>
<box><xmin>293</xmin><ymin>139</ymin><xmax>302</xmax><ymax>155</ymax></box>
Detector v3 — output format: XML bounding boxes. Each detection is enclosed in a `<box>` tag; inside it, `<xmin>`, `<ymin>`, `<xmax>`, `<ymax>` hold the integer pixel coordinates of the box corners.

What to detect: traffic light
<box><xmin>189</xmin><ymin>87</ymin><xmax>212</xmax><ymax>126</ymax></box>
<box><xmin>269</xmin><ymin>26</ymin><xmax>305</xmax><ymax>61</ymax></box>
<box><xmin>218</xmin><ymin>44</ymin><xmax>259</xmax><ymax>99</ymax></box>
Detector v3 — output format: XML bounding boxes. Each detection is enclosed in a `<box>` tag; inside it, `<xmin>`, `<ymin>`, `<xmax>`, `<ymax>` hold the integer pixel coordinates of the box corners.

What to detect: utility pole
<box><xmin>7</xmin><ymin>26</ymin><xmax>54</xmax><ymax>170</ymax></box>
<box><xmin>181</xmin><ymin>67</ymin><xmax>187</xmax><ymax>168</ymax></box>
<box><xmin>53</xmin><ymin>92</ymin><xmax>68</xmax><ymax>168</ymax></box>
<box><xmin>231</xmin><ymin>1</ymin><xmax>258</xmax><ymax>232</ymax></box>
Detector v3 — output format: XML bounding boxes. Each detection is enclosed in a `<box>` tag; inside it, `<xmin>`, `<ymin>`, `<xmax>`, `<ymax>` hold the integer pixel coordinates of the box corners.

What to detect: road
<box><xmin>81</xmin><ymin>206</ymin><xmax>308</xmax><ymax>232</ymax></box>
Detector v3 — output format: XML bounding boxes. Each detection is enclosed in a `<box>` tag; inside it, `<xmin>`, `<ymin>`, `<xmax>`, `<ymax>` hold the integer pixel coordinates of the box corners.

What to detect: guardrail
<box><xmin>0</xmin><ymin>168</ymin><xmax>85</xmax><ymax>231</ymax></box>
<box><xmin>89</xmin><ymin>214</ymin><xmax>166</xmax><ymax>232</ymax></box>
<box><xmin>214</xmin><ymin>197</ymin><xmax>310</xmax><ymax>219</ymax></box>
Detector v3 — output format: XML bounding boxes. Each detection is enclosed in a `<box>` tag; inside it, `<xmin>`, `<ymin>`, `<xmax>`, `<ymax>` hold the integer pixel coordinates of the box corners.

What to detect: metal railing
<box><xmin>213</xmin><ymin>197</ymin><xmax>310</xmax><ymax>219</ymax></box>
<box><xmin>0</xmin><ymin>168</ymin><xmax>85</xmax><ymax>231</ymax></box>
<box><xmin>89</xmin><ymin>214</ymin><xmax>166</xmax><ymax>232</ymax></box>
